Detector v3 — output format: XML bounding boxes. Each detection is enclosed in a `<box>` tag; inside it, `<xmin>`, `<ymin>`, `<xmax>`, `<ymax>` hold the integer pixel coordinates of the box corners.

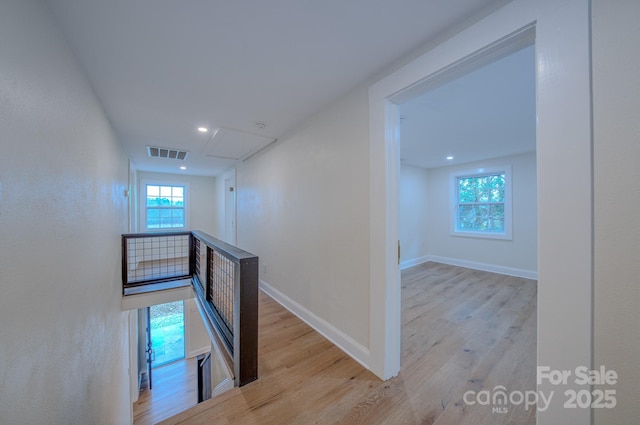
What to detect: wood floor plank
<box><xmin>158</xmin><ymin>262</ymin><xmax>537</xmax><ymax>425</ymax></box>
<box><xmin>133</xmin><ymin>358</ymin><xmax>198</xmax><ymax>425</ymax></box>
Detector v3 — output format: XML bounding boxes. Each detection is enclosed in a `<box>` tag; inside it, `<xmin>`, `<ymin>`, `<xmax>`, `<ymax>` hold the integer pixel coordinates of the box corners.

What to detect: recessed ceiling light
<box><xmin>197</xmin><ymin>127</ymin><xmax>208</xmax><ymax>133</ymax></box>
<box><xmin>446</xmin><ymin>156</ymin><xmax>454</xmax><ymax>160</ymax></box>
<box><xmin>180</xmin><ymin>166</ymin><xmax>187</xmax><ymax>170</ymax></box>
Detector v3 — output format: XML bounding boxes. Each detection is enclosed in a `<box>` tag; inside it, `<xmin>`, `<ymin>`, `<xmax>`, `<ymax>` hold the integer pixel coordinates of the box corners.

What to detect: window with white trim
<box><xmin>144</xmin><ymin>183</ymin><xmax>187</xmax><ymax>230</ymax></box>
<box><xmin>452</xmin><ymin>167</ymin><xmax>512</xmax><ymax>239</ymax></box>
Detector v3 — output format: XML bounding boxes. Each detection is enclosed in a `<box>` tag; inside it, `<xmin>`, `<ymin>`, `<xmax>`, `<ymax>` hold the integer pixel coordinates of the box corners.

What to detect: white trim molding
<box><xmin>401</xmin><ymin>255</ymin><xmax>537</xmax><ymax>280</ymax></box>
<box><xmin>370</xmin><ymin>2</ymin><xmax>592</xmax><ymax>423</ymax></box>
<box><xmin>400</xmin><ymin>255</ymin><xmax>430</xmax><ymax>270</ymax></box>
<box><xmin>211</xmin><ymin>377</ymin><xmax>234</xmax><ymax>398</ymax></box>
<box><xmin>259</xmin><ymin>279</ymin><xmax>370</xmax><ymax>371</ymax></box>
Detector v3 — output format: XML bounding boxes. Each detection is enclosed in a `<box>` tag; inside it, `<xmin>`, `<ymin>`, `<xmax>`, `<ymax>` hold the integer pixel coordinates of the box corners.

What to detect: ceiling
<box><xmin>44</xmin><ymin>0</ymin><xmax>507</xmax><ymax>176</ymax></box>
<box><xmin>399</xmin><ymin>44</ymin><xmax>536</xmax><ymax>169</ymax></box>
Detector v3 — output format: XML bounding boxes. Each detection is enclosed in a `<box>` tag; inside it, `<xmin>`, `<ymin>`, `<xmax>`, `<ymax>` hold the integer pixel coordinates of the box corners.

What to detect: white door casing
<box><xmin>369</xmin><ymin>1</ymin><xmax>592</xmax><ymax>424</ymax></box>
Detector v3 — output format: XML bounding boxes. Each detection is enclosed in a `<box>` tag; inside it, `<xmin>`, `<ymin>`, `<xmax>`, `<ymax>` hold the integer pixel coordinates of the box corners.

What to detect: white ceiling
<box><xmin>44</xmin><ymin>0</ymin><xmax>507</xmax><ymax>176</ymax></box>
<box><xmin>399</xmin><ymin>44</ymin><xmax>536</xmax><ymax>169</ymax></box>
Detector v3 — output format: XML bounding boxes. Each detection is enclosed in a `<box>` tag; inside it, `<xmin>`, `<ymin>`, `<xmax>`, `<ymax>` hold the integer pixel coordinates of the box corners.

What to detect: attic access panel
<box><xmin>205</xmin><ymin>128</ymin><xmax>274</xmax><ymax>161</ymax></box>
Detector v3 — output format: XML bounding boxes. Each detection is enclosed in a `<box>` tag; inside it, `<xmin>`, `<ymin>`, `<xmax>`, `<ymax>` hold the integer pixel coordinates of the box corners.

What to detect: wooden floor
<box><xmin>159</xmin><ymin>262</ymin><xmax>537</xmax><ymax>425</ymax></box>
<box><xmin>133</xmin><ymin>358</ymin><xmax>198</xmax><ymax>425</ymax></box>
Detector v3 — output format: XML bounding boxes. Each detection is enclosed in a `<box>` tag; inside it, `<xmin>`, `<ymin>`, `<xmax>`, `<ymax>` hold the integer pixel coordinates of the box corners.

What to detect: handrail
<box><xmin>121</xmin><ymin>230</ymin><xmax>258</xmax><ymax>387</ymax></box>
<box><xmin>191</xmin><ymin>230</ymin><xmax>259</xmax><ymax>387</ymax></box>
<box><xmin>191</xmin><ymin>230</ymin><xmax>256</xmax><ymax>262</ymax></box>
<box><xmin>121</xmin><ymin>231</ymin><xmax>193</xmax><ymax>288</ymax></box>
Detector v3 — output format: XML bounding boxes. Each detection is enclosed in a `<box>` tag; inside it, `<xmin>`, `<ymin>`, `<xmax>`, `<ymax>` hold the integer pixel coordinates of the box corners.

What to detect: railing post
<box><xmin>121</xmin><ymin>235</ymin><xmax>128</xmax><ymax>293</ymax></box>
<box><xmin>189</xmin><ymin>233</ymin><xmax>196</xmax><ymax>278</ymax></box>
<box><xmin>234</xmin><ymin>256</ymin><xmax>259</xmax><ymax>386</ymax></box>
<box><xmin>205</xmin><ymin>246</ymin><xmax>212</xmax><ymax>301</ymax></box>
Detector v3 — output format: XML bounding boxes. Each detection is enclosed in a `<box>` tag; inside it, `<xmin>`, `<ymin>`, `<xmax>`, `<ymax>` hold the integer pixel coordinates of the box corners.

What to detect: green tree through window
<box><xmin>457</xmin><ymin>173</ymin><xmax>506</xmax><ymax>232</ymax></box>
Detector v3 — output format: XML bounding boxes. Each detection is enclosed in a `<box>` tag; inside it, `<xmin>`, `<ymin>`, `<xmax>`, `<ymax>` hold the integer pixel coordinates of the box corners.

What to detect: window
<box><xmin>452</xmin><ymin>167</ymin><xmax>512</xmax><ymax>239</ymax></box>
<box><xmin>144</xmin><ymin>183</ymin><xmax>186</xmax><ymax>230</ymax></box>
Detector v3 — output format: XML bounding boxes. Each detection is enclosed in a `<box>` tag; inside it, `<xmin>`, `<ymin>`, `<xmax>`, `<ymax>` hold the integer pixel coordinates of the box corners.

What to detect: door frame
<box><xmin>368</xmin><ymin>1</ymin><xmax>593</xmax><ymax>423</ymax></box>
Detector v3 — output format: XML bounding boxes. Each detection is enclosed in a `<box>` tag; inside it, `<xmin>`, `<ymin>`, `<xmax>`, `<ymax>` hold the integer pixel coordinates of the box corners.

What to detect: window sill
<box><xmin>451</xmin><ymin>230</ymin><xmax>512</xmax><ymax>241</ymax></box>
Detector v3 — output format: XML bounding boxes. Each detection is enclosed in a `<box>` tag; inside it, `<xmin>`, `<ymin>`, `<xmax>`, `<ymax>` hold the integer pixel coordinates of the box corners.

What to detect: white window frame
<box><xmin>140</xmin><ymin>180</ymin><xmax>189</xmax><ymax>231</ymax></box>
<box><xmin>450</xmin><ymin>165</ymin><xmax>512</xmax><ymax>240</ymax></box>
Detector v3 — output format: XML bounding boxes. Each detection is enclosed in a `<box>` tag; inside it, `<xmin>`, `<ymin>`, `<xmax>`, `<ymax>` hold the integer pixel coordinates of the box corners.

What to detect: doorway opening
<box><xmin>149</xmin><ymin>300</ymin><xmax>185</xmax><ymax>367</ymax></box>
<box><xmin>370</xmin><ymin>5</ymin><xmax>593</xmax><ymax>423</ymax></box>
<box><xmin>392</xmin><ymin>41</ymin><xmax>538</xmax><ymax>423</ymax></box>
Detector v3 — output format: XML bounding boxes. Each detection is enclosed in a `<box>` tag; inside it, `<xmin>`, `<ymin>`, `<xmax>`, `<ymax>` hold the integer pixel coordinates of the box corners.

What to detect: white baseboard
<box><xmin>259</xmin><ymin>279</ymin><xmax>370</xmax><ymax>370</ymax></box>
<box><xmin>400</xmin><ymin>255</ymin><xmax>430</xmax><ymax>270</ymax></box>
<box><xmin>211</xmin><ymin>376</ymin><xmax>234</xmax><ymax>398</ymax></box>
<box><xmin>424</xmin><ymin>255</ymin><xmax>538</xmax><ymax>280</ymax></box>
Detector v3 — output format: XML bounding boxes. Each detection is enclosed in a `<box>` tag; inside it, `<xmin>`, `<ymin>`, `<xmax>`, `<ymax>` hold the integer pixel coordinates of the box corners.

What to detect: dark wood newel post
<box><xmin>235</xmin><ymin>256</ymin><xmax>259</xmax><ymax>386</ymax></box>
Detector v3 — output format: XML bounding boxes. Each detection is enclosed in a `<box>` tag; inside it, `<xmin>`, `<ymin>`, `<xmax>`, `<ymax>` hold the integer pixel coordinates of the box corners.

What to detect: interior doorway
<box><xmin>369</xmin><ymin>4</ymin><xmax>593</xmax><ymax>423</ymax></box>
<box><xmin>396</xmin><ymin>43</ymin><xmax>536</xmax><ymax>277</ymax></box>
<box><xmin>143</xmin><ymin>300</ymin><xmax>186</xmax><ymax>389</ymax></box>
<box><xmin>149</xmin><ymin>300</ymin><xmax>186</xmax><ymax>367</ymax></box>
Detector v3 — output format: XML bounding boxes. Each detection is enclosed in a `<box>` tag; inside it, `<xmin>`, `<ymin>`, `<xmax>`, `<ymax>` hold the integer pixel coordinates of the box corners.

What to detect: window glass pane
<box><xmin>476</xmin><ymin>176</ymin><xmax>490</xmax><ymax>202</ymax></box>
<box><xmin>458</xmin><ymin>205</ymin><xmax>475</xmax><ymax>230</ymax></box>
<box><xmin>489</xmin><ymin>174</ymin><xmax>505</xmax><ymax>202</ymax></box>
<box><xmin>458</xmin><ymin>178</ymin><xmax>476</xmax><ymax>203</ymax></box>
<box><xmin>172</xmin><ymin>197</ymin><xmax>184</xmax><ymax>207</ymax></box>
<box><xmin>173</xmin><ymin>209</ymin><xmax>184</xmax><ymax>226</ymax></box>
<box><xmin>147</xmin><ymin>185</ymin><xmax>159</xmax><ymax>197</ymax></box>
<box><xmin>474</xmin><ymin>205</ymin><xmax>489</xmax><ymax>230</ymax></box>
<box><xmin>160</xmin><ymin>186</ymin><xmax>172</xmax><ymax>197</ymax></box>
<box><xmin>173</xmin><ymin>187</ymin><xmax>184</xmax><ymax>197</ymax></box>
<box><xmin>147</xmin><ymin>208</ymin><xmax>160</xmax><ymax>229</ymax></box>
<box><xmin>489</xmin><ymin>204</ymin><xmax>505</xmax><ymax>232</ymax></box>
<box><xmin>491</xmin><ymin>188</ymin><xmax>504</xmax><ymax>203</ymax></box>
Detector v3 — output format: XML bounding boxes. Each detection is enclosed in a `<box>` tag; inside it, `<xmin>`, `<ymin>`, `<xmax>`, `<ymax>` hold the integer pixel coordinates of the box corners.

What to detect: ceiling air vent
<box><xmin>147</xmin><ymin>146</ymin><xmax>189</xmax><ymax>160</ymax></box>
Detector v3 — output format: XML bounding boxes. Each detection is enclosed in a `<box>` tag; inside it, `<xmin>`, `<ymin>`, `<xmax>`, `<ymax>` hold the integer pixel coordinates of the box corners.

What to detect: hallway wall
<box><xmin>0</xmin><ymin>0</ymin><xmax>131</xmax><ymax>423</ymax></box>
<box><xmin>136</xmin><ymin>171</ymin><xmax>217</xmax><ymax>235</ymax></box>
<box><xmin>236</xmin><ymin>86</ymin><xmax>371</xmax><ymax>349</ymax></box>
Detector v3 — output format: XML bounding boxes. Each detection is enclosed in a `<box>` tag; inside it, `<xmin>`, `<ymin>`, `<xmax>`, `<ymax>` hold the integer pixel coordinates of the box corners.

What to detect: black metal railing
<box><xmin>122</xmin><ymin>231</ymin><xmax>193</xmax><ymax>287</ymax></box>
<box><xmin>121</xmin><ymin>230</ymin><xmax>258</xmax><ymax>387</ymax></box>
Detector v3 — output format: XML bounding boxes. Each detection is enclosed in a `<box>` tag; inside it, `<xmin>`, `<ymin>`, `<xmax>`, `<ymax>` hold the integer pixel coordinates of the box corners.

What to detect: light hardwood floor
<box><xmin>159</xmin><ymin>262</ymin><xmax>537</xmax><ymax>425</ymax></box>
<box><xmin>133</xmin><ymin>358</ymin><xmax>198</xmax><ymax>425</ymax></box>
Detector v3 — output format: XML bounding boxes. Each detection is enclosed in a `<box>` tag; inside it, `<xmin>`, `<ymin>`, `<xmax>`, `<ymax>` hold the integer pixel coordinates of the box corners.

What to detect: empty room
<box><xmin>397</xmin><ymin>43</ymin><xmax>538</xmax><ymax>423</ymax></box>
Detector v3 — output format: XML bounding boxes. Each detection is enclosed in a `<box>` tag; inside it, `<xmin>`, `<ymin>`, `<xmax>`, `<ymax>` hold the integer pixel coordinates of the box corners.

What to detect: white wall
<box><xmin>137</xmin><ymin>171</ymin><xmax>217</xmax><ymax>235</ymax></box>
<box><xmin>399</xmin><ymin>153</ymin><xmax>537</xmax><ymax>276</ymax></box>
<box><xmin>237</xmin><ymin>86</ymin><xmax>371</xmax><ymax>350</ymax></box>
<box><xmin>592</xmin><ymin>0</ymin><xmax>640</xmax><ymax>423</ymax></box>
<box><xmin>425</xmin><ymin>152</ymin><xmax>537</xmax><ymax>274</ymax></box>
<box><xmin>0</xmin><ymin>0</ymin><xmax>131</xmax><ymax>423</ymax></box>
<box><xmin>399</xmin><ymin>164</ymin><xmax>430</xmax><ymax>264</ymax></box>
<box><xmin>184</xmin><ymin>298</ymin><xmax>211</xmax><ymax>358</ymax></box>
